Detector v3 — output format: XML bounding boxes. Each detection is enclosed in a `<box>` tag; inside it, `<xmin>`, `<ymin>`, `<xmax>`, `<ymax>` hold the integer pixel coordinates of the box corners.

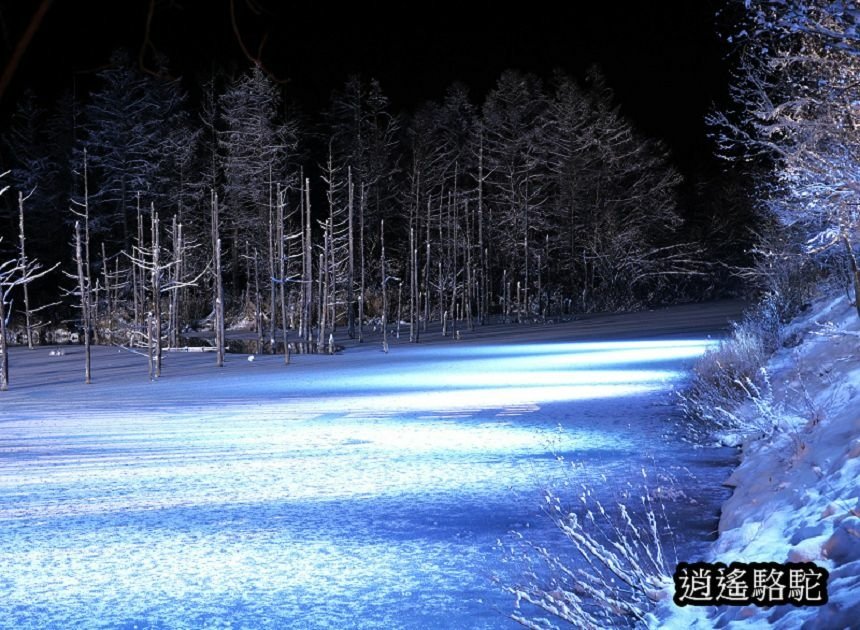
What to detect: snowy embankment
<box><xmin>657</xmin><ymin>296</ymin><xmax>860</xmax><ymax>628</ymax></box>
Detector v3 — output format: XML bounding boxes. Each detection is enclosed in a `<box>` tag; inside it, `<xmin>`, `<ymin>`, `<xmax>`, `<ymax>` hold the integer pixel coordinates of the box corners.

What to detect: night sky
<box><xmin>1</xmin><ymin>0</ymin><xmax>730</xmax><ymax>166</ymax></box>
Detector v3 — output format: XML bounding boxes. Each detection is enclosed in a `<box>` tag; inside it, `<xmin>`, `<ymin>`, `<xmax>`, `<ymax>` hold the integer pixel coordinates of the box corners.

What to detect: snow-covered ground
<box><xmin>656</xmin><ymin>296</ymin><xmax>860</xmax><ymax>628</ymax></box>
<box><xmin>0</xmin><ymin>302</ymin><xmax>742</xmax><ymax>629</ymax></box>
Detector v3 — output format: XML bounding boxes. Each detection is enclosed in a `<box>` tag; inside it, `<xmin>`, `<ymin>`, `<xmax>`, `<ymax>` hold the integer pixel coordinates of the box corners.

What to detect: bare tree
<box><xmin>381</xmin><ymin>219</ymin><xmax>389</xmax><ymax>353</ymax></box>
<box><xmin>347</xmin><ymin>168</ymin><xmax>356</xmax><ymax>339</ymax></box>
<box><xmin>0</xmin><ymin>178</ymin><xmax>58</xmax><ymax>390</ymax></box>
<box><xmin>275</xmin><ymin>183</ymin><xmax>290</xmax><ymax>364</ymax></box>
<box><xmin>212</xmin><ymin>191</ymin><xmax>225</xmax><ymax>367</ymax></box>
<box><xmin>70</xmin><ymin>151</ymin><xmax>97</xmax><ymax>342</ymax></box>
<box><xmin>125</xmin><ymin>207</ymin><xmax>204</xmax><ymax>378</ymax></box>
<box><xmin>73</xmin><ymin>220</ymin><xmax>91</xmax><ymax>384</ymax></box>
<box><xmin>710</xmin><ymin>1</ymin><xmax>860</xmax><ymax>316</ymax></box>
<box><xmin>16</xmin><ymin>189</ymin><xmax>57</xmax><ymax>347</ymax></box>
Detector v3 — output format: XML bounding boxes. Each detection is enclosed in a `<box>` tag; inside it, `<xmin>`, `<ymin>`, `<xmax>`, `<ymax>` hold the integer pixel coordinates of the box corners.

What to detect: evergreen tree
<box><xmin>79</xmin><ymin>51</ymin><xmax>184</xmax><ymax>247</ymax></box>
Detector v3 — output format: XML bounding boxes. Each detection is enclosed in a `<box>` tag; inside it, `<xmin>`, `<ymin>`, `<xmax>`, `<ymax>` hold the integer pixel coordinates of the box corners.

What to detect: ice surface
<box><xmin>0</xmin><ymin>305</ymin><xmax>741</xmax><ymax>628</ymax></box>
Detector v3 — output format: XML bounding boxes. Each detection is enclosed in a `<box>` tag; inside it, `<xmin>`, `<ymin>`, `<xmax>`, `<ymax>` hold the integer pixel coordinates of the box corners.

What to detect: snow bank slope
<box><xmin>660</xmin><ymin>296</ymin><xmax>860</xmax><ymax>628</ymax></box>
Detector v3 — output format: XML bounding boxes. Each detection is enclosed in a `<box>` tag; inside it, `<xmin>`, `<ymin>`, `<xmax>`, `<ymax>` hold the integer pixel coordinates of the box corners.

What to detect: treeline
<box><xmin>1</xmin><ymin>52</ymin><xmax>725</xmax><ymax>353</ymax></box>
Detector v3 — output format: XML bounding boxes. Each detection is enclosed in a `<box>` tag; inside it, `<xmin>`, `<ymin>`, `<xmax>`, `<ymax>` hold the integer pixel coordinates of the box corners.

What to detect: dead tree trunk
<box><xmin>465</xmin><ymin>199</ymin><xmax>474</xmax><ymax>332</ymax></box>
<box><xmin>147</xmin><ymin>312</ymin><xmax>154</xmax><ymax>381</ymax></box>
<box><xmin>424</xmin><ymin>197</ymin><xmax>431</xmax><ymax>333</ymax></box>
<box><xmin>477</xmin><ymin>132</ymin><xmax>487</xmax><ymax>325</ymax></box>
<box><xmin>212</xmin><ymin>191</ymin><xmax>225</xmax><ymax>367</ymax></box>
<box><xmin>71</xmin><ymin>152</ymin><xmax>96</xmax><ymax>351</ymax></box>
<box><xmin>304</xmin><ymin>178</ymin><xmax>313</xmax><ymax>343</ymax></box>
<box><xmin>83</xmin><ymin>157</ymin><xmax>97</xmax><ymax>345</ymax></box>
<box><xmin>17</xmin><ymin>191</ymin><xmax>33</xmax><ymax>348</ymax></box>
<box><xmin>133</xmin><ymin>194</ymin><xmax>143</xmax><ymax>334</ymax></box>
<box><xmin>409</xmin><ymin>226</ymin><xmax>418</xmax><ymax>343</ymax></box>
<box><xmin>150</xmin><ymin>209</ymin><xmax>162</xmax><ymax>378</ymax></box>
<box><xmin>0</xmin><ymin>273</ymin><xmax>7</xmax><ymax>390</ymax></box>
<box><xmin>396</xmin><ymin>280</ymin><xmax>402</xmax><ymax>339</ymax></box>
<box><xmin>317</xmin><ymin>251</ymin><xmax>325</xmax><ymax>347</ymax></box>
<box><xmin>298</xmin><ymin>177</ymin><xmax>306</xmax><ymax>341</ymax></box>
<box><xmin>381</xmin><ymin>219</ymin><xmax>388</xmax><ymax>353</ymax></box>
<box><xmin>102</xmin><ymin>242</ymin><xmax>112</xmax><ymax>341</ymax></box>
<box><xmin>266</xmin><ymin>164</ymin><xmax>280</xmax><ymax>354</ymax></box>
<box><xmin>276</xmin><ymin>184</ymin><xmax>289</xmax><ymax>365</ymax></box>
<box><xmin>75</xmin><ymin>221</ymin><xmax>91</xmax><ymax>384</ymax></box>
<box><xmin>254</xmin><ymin>247</ymin><xmax>263</xmax><ymax>353</ymax></box>
<box><xmin>1</xmin><ymin>178</ymin><xmax>57</xmax><ymax>388</ymax></box>
<box><xmin>168</xmin><ymin>217</ymin><xmax>182</xmax><ymax>349</ymax></box>
<box><xmin>347</xmin><ymin>168</ymin><xmax>356</xmax><ymax>339</ymax></box>
<box><xmin>0</xmin><ymin>292</ymin><xmax>7</xmax><ymax>390</ymax></box>
<box><xmin>358</xmin><ymin>184</ymin><xmax>366</xmax><ymax>343</ymax></box>
<box><xmin>267</xmin><ymin>178</ymin><xmax>277</xmax><ymax>354</ymax></box>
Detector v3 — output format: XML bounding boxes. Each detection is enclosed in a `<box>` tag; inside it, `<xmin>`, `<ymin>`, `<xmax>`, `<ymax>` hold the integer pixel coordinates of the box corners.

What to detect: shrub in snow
<box><xmin>679</xmin><ymin>294</ymin><xmax>786</xmax><ymax>441</ymax></box>
<box><xmin>500</xmin><ymin>469</ymin><xmax>676</xmax><ymax>629</ymax></box>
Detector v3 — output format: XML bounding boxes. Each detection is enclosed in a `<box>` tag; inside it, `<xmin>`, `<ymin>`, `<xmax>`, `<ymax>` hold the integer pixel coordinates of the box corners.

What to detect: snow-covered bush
<box><xmin>741</xmin><ymin>221</ymin><xmax>822</xmax><ymax>321</ymax></box>
<box><xmin>679</xmin><ymin>295</ymin><xmax>785</xmax><ymax>439</ymax></box>
<box><xmin>500</xmin><ymin>471</ymin><xmax>676</xmax><ymax>629</ymax></box>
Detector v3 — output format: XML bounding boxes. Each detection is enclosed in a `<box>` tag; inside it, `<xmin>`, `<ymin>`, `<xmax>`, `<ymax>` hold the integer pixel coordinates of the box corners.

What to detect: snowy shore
<box><xmin>656</xmin><ymin>296</ymin><xmax>860</xmax><ymax>628</ymax></box>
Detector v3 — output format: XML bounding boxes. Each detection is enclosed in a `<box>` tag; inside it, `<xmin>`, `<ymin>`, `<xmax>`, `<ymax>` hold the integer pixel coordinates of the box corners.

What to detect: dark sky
<box><xmin>1</xmin><ymin>0</ymin><xmax>730</xmax><ymax>166</ymax></box>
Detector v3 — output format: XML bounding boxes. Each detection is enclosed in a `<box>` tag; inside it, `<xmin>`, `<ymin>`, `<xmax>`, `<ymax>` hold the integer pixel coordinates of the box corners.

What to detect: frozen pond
<box><xmin>0</xmin><ymin>304</ymin><xmax>740</xmax><ymax>628</ymax></box>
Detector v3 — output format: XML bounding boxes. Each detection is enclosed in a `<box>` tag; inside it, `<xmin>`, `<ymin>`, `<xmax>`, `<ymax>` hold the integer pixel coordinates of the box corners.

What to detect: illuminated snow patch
<box><xmin>356</xmin><ymin>367</ymin><xmax>679</xmax><ymax>388</ymax></box>
<box><xmin>247</xmin><ymin>338</ymin><xmax>713</xmax><ymax>404</ymax></box>
<box><xmin>417</xmin><ymin>338</ymin><xmax>716</xmax><ymax>360</ymax></box>
<box><xmin>332</xmin><ymin>383</ymin><xmax>664</xmax><ymax>412</ymax></box>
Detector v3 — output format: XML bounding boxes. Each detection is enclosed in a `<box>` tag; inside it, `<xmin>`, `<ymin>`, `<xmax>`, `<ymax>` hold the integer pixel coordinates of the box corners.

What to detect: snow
<box><xmin>654</xmin><ymin>295</ymin><xmax>860</xmax><ymax>628</ymax></box>
<box><xmin>0</xmin><ymin>302</ymin><xmax>743</xmax><ymax>628</ymax></box>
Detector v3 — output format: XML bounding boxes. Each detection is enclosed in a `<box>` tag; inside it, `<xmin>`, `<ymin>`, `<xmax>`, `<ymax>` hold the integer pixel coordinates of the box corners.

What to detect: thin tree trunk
<box><xmin>147</xmin><ymin>313</ymin><xmax>154</xmax><ymax>381</ymax></box>
<box><xmin>254</xmin><ymin>247</ymin><xmax>263</xmax><ymax>354</ymax></box>
<box><xmin>359</xmin><ymin>184</ymin><xmax>366</xmax><ymax>343</ymax></box>
<box><xmin>212</xmin><ymin>191</ymin><xmax>225</xmax><ymax>367</ymax></box>
<box><xmin>150</xmin><ymin>209</ymin><xmax>162</xmax><ymax>378</ymax></box>
<box><xmin>83</xmin><ymin>153</ymin><xmax>97</xmax><ymax>345</ymax></box>
<box><xmin>347</xmin><ymin>168</ymin><xmax>356</xmax><ymax>339</ymax></box>
<box><xmin>134</xmin><ymin>194</ymin><xmax>143</xmax><ymax>332</ymax></box>
<box><xmin>298</xmin><ymin>176</ymin><xmax>306</xmax><ymax>341</ymax></box>
<box><xmin>268</xmin><ymin>178</ymin><xmax>277</xmax><ymax>354</ymax></box>
<box><xmin>75</xmin><ymin>221</ymin><xmax>91</xmax><ymax>384</ymax></box>
<box><xmin>381</xmin><ymin>219</ymin><xmax>388</xmax><ymax>353</ymax></box>
<box><xmin>102</xmin><ymin>242</ymin><xmax>112</xmax><ymax>343</ymax></box>
<box><xmin>317</xmin><ymin>251</ymin><xmax>325</xmax><ymax>347</ymax></box>
<box><xmin>450</xmin><ymin>190</ymin><xmax>458</xmax><ymax>336</ymax></box>
<box><xmin>168</xmin><ymin>216</ymin><xmax>182</xmax><ymax>349</ymax></box>
<box><xmin>396</xmin><ymin>281</ymin><xmax>402</xmax><ymax>339</ymax></box>
<box><xmin>503</xmin><ymin>269</ymin><xmax>509</xmax><ymax>323</ymax></box>
<box><xmin>414</xmin><ymin>242</ymin><xmax>420</xmax><ymax>343</ymax></box>
<box><xmin>424</xmin><ymin>197</ymin><xmax>431</xmax><ymax>332</ymax></box>
<box><xmin>277</xmin><ymin>184</ymin><xmax>289</xmax><ymax>365</ymax></box>
<box><xmin>0</xmin><ymin>281</ymin><xmax>8</xmax><ymax>390</ymax></box>
<box><xmin>439</xmin><ymin>261</ymin><xmax>444</xmax><ymax>333</ymax></box>
<box><xmin>477</xmin><ymin>132</ymin><xmax>487</xmax><ymax>325</ymax></box>
<box><xmin>523</xmin><ymin>192</ymin><xmax>529</xmax><ymax>322</ymax></box>
<box><xmin>17</xmin><ymin>192</ymin><xmax>34</xmax><ymax>349</ymax></box>
<box><xmin>517</xmin><ymin>280</ymin><xmax>522</xmax><ymax>324</ymax></box>
<box><xmin>410</xmin><ymin>227</ymin><xmax>417</xmax><ymax>343</ymax></box>
<box><xmin>327</xmin><ymin>217</ymin><xmax>336</xmax><ymax>332</ymax></box>
<box><xmin>466</xmin><ymin>204</ymin><xmax>474</xmax><ymax>332</ymax></box>
<box><xmin>438</xmin><ymin>192</ymin><xmax>445</xmax><ymax>323</ymax></box>
<box><xmin>304</xmin><ymin>179</ymin><xmax>313</xmax><ymax>343</ymax></box>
